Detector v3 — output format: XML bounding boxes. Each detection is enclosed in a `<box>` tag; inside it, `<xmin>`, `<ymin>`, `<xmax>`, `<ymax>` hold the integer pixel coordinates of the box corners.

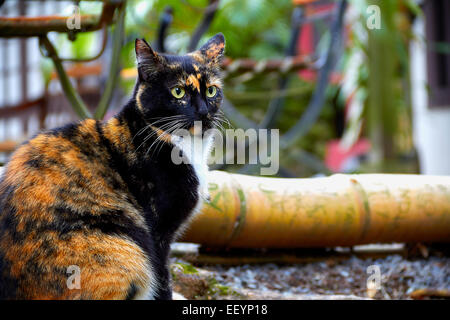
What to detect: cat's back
<box><xmin>0</xmin><ymin>119</ymin><xmax>124</xmax><ymax>218</ymax></box>
<box><xmin>0</xmin><ymin>119</ymin><xmax>154</xmax><ymax>300</ymax></box>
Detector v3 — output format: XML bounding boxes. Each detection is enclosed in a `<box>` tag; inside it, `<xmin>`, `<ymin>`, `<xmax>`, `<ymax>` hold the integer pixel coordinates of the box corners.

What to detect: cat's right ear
<box><xmin>135</xmin><ymin>38</ymin><xmax>163</xmax><ymax>81</ymax></box>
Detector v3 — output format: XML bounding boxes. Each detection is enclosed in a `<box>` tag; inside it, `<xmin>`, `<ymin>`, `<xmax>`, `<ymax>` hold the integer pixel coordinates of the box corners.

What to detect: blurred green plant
<box><xmin>344</xmin><ymin>0</ymin><xmax>420</xmax><ymax>172</ymax></box>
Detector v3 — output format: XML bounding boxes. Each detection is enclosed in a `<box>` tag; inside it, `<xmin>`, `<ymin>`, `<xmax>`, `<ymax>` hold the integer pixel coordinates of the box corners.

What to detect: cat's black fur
<box><xmin>111</xmin><ymin>34</ymin><xmax>224</xmax><ymax>298</ymax></box>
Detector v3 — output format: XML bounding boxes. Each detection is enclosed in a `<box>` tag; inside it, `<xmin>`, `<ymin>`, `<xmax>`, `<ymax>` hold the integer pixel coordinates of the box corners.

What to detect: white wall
<box><xmin>411</xmin><ymin>18</ymin><xmax>450</xmax><ymax>175</ymax></box>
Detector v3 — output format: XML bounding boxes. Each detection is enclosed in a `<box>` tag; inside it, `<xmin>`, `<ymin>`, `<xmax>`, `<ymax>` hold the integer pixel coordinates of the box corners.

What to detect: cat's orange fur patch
<box><xmin>205</xmin><ymin>42</ymin><xmax>224</xmax><ymax>60</ymax></box>
<box><xmin>186</xmin><ymin>74</ymin><xmax>200</xmax><ymax>92</ymax></box>
<box><xmin>136</xmin><ymin>84</ymin><xmax>147</xmax><ymax>111</ymax></box>
<box><xmin>77</xmin><ymin>119</ymin><xmax>100</xmax><ymax>142</ymax></box>
<box><xmin>103</xmin><ymin>117</ymin><xmax>136</xmax><ymax>162</ymax></box>
<box><xmin>151</xmin><ymin>125</ymin><xmax>173</xmax><ymax>144</ymax></box>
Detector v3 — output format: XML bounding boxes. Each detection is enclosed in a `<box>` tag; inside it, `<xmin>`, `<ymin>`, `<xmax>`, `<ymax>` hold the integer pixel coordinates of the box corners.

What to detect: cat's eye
<box><xmin>206</xmin><ymin>86</ymin><xmax>217</xmax><ymax>98</ymax></box>
<box><xmin>171</xmin><ymin>87</ymin><xmax>185</xmax><ymax>99</ymax></box>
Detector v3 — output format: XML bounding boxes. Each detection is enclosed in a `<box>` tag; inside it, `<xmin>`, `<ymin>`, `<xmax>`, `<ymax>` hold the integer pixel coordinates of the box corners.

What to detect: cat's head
<box><xmin>134</xmin><ymin>33</ymin><xmax>225</xmax><ymax>134</ymax></box>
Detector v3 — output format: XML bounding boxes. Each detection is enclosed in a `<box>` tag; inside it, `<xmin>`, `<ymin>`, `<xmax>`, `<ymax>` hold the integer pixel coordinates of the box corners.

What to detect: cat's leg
<box><xmin>150</xmin><ymin>254</ymin><xmax>173</xmax><ymax>300</ymax></box>
<box><xmin>154</xmin><ymin>287</ymin><xmax>172</xmax><ymax>300</ymax></box>
<box><xmin>153</xmin><ymin>274</ymin><xmax>173</xmax><ymax>300</ymax></box>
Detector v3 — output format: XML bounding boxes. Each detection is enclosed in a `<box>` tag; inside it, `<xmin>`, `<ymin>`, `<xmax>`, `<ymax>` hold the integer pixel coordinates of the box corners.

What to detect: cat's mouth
<box><xmin>187</xmin><ymin>119</ymin><xmax>215</xmax><ymax>136</ymax></box>
<box><xmin>151</xmin><ymin>117</ymin><xmax>216</xmax><ymax>139</ymax></box>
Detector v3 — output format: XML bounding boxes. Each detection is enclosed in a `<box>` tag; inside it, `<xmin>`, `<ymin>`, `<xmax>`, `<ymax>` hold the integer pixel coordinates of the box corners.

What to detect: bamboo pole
<box><xmin>180</xmin><ymin>171</ymin><xmax>450</xmax><ymax>248</ymax></box>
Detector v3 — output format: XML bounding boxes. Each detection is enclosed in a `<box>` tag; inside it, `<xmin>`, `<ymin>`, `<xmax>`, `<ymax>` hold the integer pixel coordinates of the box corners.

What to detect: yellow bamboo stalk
<box><xmin>180</xmin><ymin>171</ymin><xmax>450</xmax><ymax>248</ymax></box>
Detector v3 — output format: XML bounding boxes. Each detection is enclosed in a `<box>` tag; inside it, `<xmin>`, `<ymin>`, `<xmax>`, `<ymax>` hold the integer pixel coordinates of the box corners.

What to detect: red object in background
<box><xmin>325</xmin><ymin>139</ymin><xmax>371</xmax><ymax>172</ymax></box>
<box><xmin>294</xmin><ymin>1</ymin><xmax>368</xmax><ymax>173</ymax></box>
<box><xmin>296</xmin><ymin>2</ymin><xmax>342</xmax><ymax>84</ymax></box>
<box><xmin>298</xmin><ymin>22</ymin><xmax>316</xmax><ymax>81</ymax></box>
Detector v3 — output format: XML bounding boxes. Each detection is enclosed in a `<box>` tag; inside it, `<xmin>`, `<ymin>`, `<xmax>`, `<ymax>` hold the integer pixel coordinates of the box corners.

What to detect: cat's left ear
<box><xmin>135</xmin><ymin>38</ymin><xmax>164</xmax><ymax>81</ymax></box>
<box><xmin>197</xmin><ymin>33</ymin><xmax>225</xmax><ymax>65</ymax></box>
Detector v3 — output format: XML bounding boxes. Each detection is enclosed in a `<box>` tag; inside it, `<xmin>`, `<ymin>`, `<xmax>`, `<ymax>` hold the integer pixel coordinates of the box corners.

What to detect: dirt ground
<box><xmin>170</xmin><ymin>243</ymin><xmax>450</xmax><ymax>300</ymax></box>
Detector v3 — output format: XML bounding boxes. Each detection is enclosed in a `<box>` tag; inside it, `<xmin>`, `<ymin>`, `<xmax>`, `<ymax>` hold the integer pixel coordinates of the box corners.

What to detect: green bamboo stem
<box><xmin>366</xmin><ymin>0</ymin><xmax>400</xmax><ymax>165</ymax></box>
<box><xmin>94</xmin><ymin>3</ymin><xmax>126</xmax><ymax>120</ymax></box>
<box><xmin>39</xmin><ymin>36</ymin><xmax>93</xmax><ymax>119</ymax></box>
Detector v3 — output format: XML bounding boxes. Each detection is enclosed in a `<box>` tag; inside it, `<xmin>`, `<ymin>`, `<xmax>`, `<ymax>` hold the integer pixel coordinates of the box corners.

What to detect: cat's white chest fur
<box><xmin>171</xmin><ymin>133</ymin><xmax>213</xmax><ymax>210</ymax></box>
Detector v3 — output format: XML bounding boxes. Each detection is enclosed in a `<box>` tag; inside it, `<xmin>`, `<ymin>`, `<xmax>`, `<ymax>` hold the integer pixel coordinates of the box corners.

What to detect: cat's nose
<box><xmin>197</xmin><ymin>102</ymin><xmax>209</xmax><ymax>119</ymax></box>
<box><xmin>197</xmin><ymin>108</ymin><xmax>208</xmax><ymax>119</ymax></box>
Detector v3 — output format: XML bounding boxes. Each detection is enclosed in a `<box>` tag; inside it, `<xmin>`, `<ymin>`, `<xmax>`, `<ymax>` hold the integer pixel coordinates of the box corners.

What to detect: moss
<box><xmin>206</xmin><ymin>278</ymin><xmax>242</xmax><ymax>299</ymax></box>
<box><xmin>171</xmin><ymin>261</ymin><xmax>242</xmax><ymax>300</ymax></box>
<box><xmin>171</xmin><ymin>262</ymin><xmax>199</xmax><ymax>281</ymax></box>
<box><xmin>177</xmin><ymin>262</ymin><xmax>199</xmax><ymax>274</ymax></box>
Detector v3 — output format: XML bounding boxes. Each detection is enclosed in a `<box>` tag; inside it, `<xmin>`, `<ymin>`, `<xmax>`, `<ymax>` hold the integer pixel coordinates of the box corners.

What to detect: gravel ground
<box><xmin>170</xmin><ymin>244</ymin><xmax>450</xmax><ymax>300</ymax></box>
<box><xmin>200</xmin><ymin>255</ymin><xmax>450</xmax><ymax>299</ymax></box>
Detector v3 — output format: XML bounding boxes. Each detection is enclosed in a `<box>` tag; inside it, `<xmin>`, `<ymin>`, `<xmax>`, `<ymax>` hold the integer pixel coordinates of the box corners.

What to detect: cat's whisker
<box><xmin>148</xmin><ymin>116</ymin><xmax>184</xmax><ymax>127</ymax></box>
<box><xmin>135</xmin><ymin>118</ymin><xmax>188</xmax><ymax>152</ymax></box>
<box><xmin>132</xmin><ymin>124</ymin><xmax>153</xmax><ymax>142</ymax></box>
<box><xmin>146</xmin><ymin>120</ymin><xmax>186</xmax><ymax>158</ymax></box>
<box><xmin>210</xmin><ymin>119</ymin><xmax>224</xmax><ymax>132</ymax></box>
<box><xmin>145</xmin><ymin>120</ymin><xmax>184</xmax><ymax>151</ymax></box>
<box><xmin>211</xmin><ymin>116</ymin><xmax>228</xmax><ymax>132</ymax></box>
<box><xmin>136</xmin><ymin>126</ymin><xmax>167</xmax><ymax>152</ymax></box>
<box><xmin>151</xmin><ymin>129</ymin><xmax>179</xmax><ymax>158</ymax></box>
<box><xmin>133</xmin><ymin>115</ymin><xmax>187</xmax><ymax>142</ymax></box>
<box><xmin>218</xmin><ymin>116</ymin><xmax>232</xmax><ymax>128</ymax></box>
<box><xmin>147</xmin><ymin>115</ymin><xmax>185</xmax><ymax>121</ymax></box>
<box><xmin>213</xmin><ymin>111</ymin><xmax>232</xmax><ymax>129</ymax></box>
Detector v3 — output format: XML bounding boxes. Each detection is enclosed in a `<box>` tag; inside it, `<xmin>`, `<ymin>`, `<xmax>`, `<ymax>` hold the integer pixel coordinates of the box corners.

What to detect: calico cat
<box><xmin>0</xmin><ymin>33</ymin><xmax>225</xmax><ymax>300</ymax></box>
